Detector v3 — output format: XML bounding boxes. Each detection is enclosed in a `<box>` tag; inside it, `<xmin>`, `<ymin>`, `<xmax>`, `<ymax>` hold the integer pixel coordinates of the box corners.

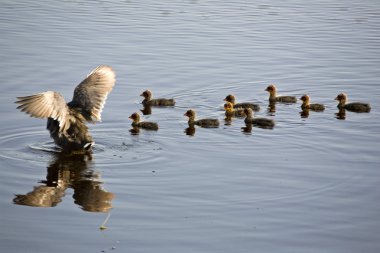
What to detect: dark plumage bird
<box><xmin>128</xmin><ymin>112</ymin><xmax>159</xmax><ymax>130</ymax></box>
<box><xmin>184</xmin><ymin>109</ymin><xmax>219</xmax><ymax>128</ymax></box>
<box><xmin>224</xmin><ymin>101</ymin><xmax>245</xmax><ymax>118</ymax></box>
<box><xmin>224</xmin><ymin>94</ymin><xmax>260</xmax><ymax>111</ymax></box>
<box><xmin>335</xmin><ymin>93</ymin><xmax>371</xmax><ymax>112</ymax></box>
<box><xmin>140</xmin><ymin>90</ymin><xmax>175</xmax><ymax>106</ymax></box>
<box><xmin>300</xmin><ymin>95</ymin><xmax>325</xmax><ymax>111</ymax></box>
<box><xmin>15</xmin><ymin>65</ymin><xmax>116</xmax><ymax>153</ymax></box>
<box><xmin>265</xmin><ymin>84</ymin><xmax>297</xmax><ymax>103</ymax></box>
<box><xmin>244</xmin><ymin>108</ymin><xmax>275</xmax><ymax>128</ymax></box>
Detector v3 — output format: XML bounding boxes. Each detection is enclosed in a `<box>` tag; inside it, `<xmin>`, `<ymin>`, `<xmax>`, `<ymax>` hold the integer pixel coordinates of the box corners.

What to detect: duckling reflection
<box><xmin>299</xmin><ymin>109</ymin><xmax>310</xmax><ymax>118</ymax></box>
<box><xmin>184</xmin><ymin>126</ymin><xmax>196</xmax><ymax>136</ymax></box>
<box><xmin>129</xmin><ymin>126</ymin><xmax>141</xmax><ymax>135</ymax></box>
<box><xmin>267</xmin><ymin>101</ymin><xmax>276</xmax><ymax>115</ymax></box>
<box><xmin>140</xmin><ymin>105</ymin><xmax>152</xmax><ymax>115</ymax></box>
<box><xmin>224</xmin><ymin>115</ymin><xmax>233</xmax><ymax>126</ymax></box>
<box><xmin>241</xmin><ymin>124</ymin><xmax>253</xmax><ymax>134</ymax></box>
<box><xmin>13</xmin><ymin>153</ymin><xmax>114</xmax><ymax>213</ymax></box>
<box><xmin>335</xmin><ymin>108</ymin><xmax>346</xmax><ymax>120</ymax></box>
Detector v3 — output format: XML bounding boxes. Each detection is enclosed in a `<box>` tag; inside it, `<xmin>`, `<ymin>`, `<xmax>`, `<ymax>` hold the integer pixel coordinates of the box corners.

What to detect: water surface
<box><xmin>1</xmin><ymin>1</ymin><xmax>380</xmax><ymax>252</ymax></box>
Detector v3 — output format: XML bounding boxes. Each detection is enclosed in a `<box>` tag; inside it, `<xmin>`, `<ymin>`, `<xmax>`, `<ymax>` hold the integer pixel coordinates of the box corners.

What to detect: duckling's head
<box><xmin>128</xmin><ymin>112</ymin><xmax>141</xmax><ymax>123</ymax></box>
<box><xmin>300</xmin><ymin>94</ymin><xmax>310</xmax><ymax>103</ymax></box>
<box><xmin>184</xmin><ymin>109</ymin><xmax>196</xmax><ymax>119</ymax></box>
<box><xmin>265</xmin><ymin>84</ymin><xmax>277</xmax><ymax>95</ymax></box>
<box><xmin>243</xmin><ymin>107</ymin><xmax>253</xmax><ymax>117</ymax></box>
<box><xmin>223</xmin><ymin>94</ymin><xmax>236</xmax><ymax>104</ymax></box>
<box><xmin>140</xmin><ymin>90</ymin><xmax>152</xmax><ymax>99</ymax></box>
<box><xmin>223</xmin><ymin>102</ymin><xmax>234</xmax><ymax>112</ymax></box>
<box><xmin>335</xmin><ymin>93</ymin><xmax>347</xmax><ymax>103</ymax></box>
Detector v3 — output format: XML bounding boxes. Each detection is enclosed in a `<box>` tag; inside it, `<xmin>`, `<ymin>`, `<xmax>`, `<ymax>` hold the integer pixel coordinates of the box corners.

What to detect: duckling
<box><xmin>15</xmin><ymin>65</ymin><xmax>116</xmax><ymax>153</ymax></box>
<box><xmin>224</xmin><ymin>101</ymin><xmax>245</xmax><ymax>118</ymax></box>
<box><xmin>128</xmin><ymin>112</ymin><xmax>159</xmax><ymax>130</ymax></box>
<box><xmin>184</xmin><ymin>109</ymin><xmax>219</xmax><ymax>128</ymax></box>
<box><xmin>334</xmin><ymin>93</ymin><xmax>371</xmax><ymax>112</ymax></box>
<box><xmin>224</xmin><ymin>94</ymin><xmax>260</xmax><ymax>111</ymax></box>
<box><xmin>265</xmin><ymin>84</ymin><xmax>297</xmax><ymax>103</ymax></box>
<box><xmin>244</xmin><ymin>108</ymin><xmax>275</xmax><ymax>128</ymax></box>
<box><xmin>300</xmin><ymin>95</ymin><xmax>325</xmax><ymax>111</ymax></box>
<box><xmin>140</xmin><ymin>90</ymin><xmax>175</xmax><ymax>106</ymax></box>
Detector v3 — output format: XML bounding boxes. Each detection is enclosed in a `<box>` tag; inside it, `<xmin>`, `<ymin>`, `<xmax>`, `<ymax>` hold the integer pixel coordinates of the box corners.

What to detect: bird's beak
<box><xmin>223</xmin><ymin>98</ymin><xmax>227</xmax><ymax>101</ymax></box>
<box><xmin>140</xmin><ymin>93</ymin><xmax>144</xmax><ymax>96</ymax></box>
<box><xmin>334</xmin><ymin>97</ymin><xmax>338</xmax><ymax>100</ymax></box>
<box><xmin>128</xmin><ymin>116</ymin><xmax>132</xmax><ymax>119</ymax></box>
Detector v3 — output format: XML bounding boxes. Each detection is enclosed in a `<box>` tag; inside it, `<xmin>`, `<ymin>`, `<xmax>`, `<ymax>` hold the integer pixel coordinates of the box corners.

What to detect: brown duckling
<box><xmin>244</xmin><ymin>108</ymin><xmax>275</xmax><ymax>128</ymax></box>
<box><xmin>334</xmin><ymin>93</ymin><xmax>371</xmax><ymax>112</ymax></box>
<box><xmin>140</xmin><ymin>90</ymin><xmax>175</xmax><ymax>106</ymax></box>
<box><xmin>224</xmin><ymin>101</ymin><xmax>245</xmax><ymax>118</ymax></box>
<box><xmin>224</xmin><ymin>94</ymin><xmax>260</xmax><ymax>111</ymax></box>
<box><xmin>184</xmin><ymin>109</ymin><xmax>219</xmax><ymax>128</ymax></box>
<box><xmin>15</xmin><ymin>65</ymin><xmax>116</xmax><ymax>153</ymax></box>
<box><xmin>265</xmin><ymin>84</ymin><xmax>297</xmax><ymax>103</ymax></box>
<box><xmin>300</xmin><ymin>95</ymin><xmax>325</xmax><ymax>111</ymax></box>
<box><xmin>129</xmin><ymin>112</ymin><xmax>159</xmax><ymax>130</ymax></box>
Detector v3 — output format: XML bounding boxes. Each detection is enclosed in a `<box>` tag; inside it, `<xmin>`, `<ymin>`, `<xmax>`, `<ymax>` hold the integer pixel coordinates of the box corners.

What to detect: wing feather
<box><xmin>15</xmin><ymin>91</ymin><xmax>70</xmax><ymax>131</ymax></box>
<box><xmin>70</xmin><ymin>65</ymin><xmax>116</xmax><ymax>122</ymax></box>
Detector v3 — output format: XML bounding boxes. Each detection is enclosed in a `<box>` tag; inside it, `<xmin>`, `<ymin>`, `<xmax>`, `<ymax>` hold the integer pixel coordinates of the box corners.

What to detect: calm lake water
<box><xmin>1</xmin><ymin>1</ymin><xmax>380</xmax><ymax>252</ymax></box>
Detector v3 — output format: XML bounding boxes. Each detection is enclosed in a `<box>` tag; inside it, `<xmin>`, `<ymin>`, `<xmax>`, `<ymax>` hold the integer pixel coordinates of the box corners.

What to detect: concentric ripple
<box><xmin>0</xmin><ymin>126</ymin><xmax>162</xmax><ymax>166</ymax></box>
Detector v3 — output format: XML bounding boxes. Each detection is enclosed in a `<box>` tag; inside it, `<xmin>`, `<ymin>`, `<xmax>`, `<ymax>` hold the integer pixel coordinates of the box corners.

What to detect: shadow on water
<box><xmin>13</xmin><ymin>152</ymin><xmax>114</xmax><ymax>213</ymax></box>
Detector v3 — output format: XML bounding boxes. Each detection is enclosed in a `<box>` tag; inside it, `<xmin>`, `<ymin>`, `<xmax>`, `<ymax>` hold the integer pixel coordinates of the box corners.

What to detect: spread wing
<box><xmin>16</xmin><ymin>91</ymin><xmax>70</xmax><ymax>131</ymax></box>
<box><xmin>70</xmin><ymin>65</ymin><xmax>116</xmax><ymax>122</ymax></box>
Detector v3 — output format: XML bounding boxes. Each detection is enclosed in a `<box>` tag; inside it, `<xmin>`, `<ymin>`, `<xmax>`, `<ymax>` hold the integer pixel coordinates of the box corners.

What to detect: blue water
<box><xmin>1</xmin><ymin>1</ymin><xmax>380</xmax><ymax>252</ymax></box>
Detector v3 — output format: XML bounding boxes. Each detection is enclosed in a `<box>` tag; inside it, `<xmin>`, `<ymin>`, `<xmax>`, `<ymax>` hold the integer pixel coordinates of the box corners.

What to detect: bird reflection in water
<box><xmin>13</xmin><ymin>153</ymin><xmax>114</xmax><ymax>213</ymax></box>
<box><xmin>241</xmin><ymin>124</ymin><xmax>253</xmax><ymax>134</ymax></box>
<box><xmin>224</xmin><ymin>115</ymin><xmax>233</xmax><ymax>126</ymax></box>
<box><xmin>185</xmin><ymin>126</ymin><xmax>196</xmax><ymax>136</ymax></box>
<box><xmin>129</xmin><ymin>126</ymin><xmax>141</xmax><ymax>135</ymax></box>
<box><xmin>335</xmin><ymin>108</ymin><xmax>346</xmax><ymax>120</ymax></box>
<box><xmin>267</xmin><ymin>101</ymin><xmax>276</xmax><ymax>116</ymax></box>
<box><xmin>140</xmin><ymin>105</ymin><xmax>152</xmax><ymax>115</ymax></box>
<box><xmin>299</xmin><ymin>109</ymin><xmax>310</xmax><ymax>118</ymax></box>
